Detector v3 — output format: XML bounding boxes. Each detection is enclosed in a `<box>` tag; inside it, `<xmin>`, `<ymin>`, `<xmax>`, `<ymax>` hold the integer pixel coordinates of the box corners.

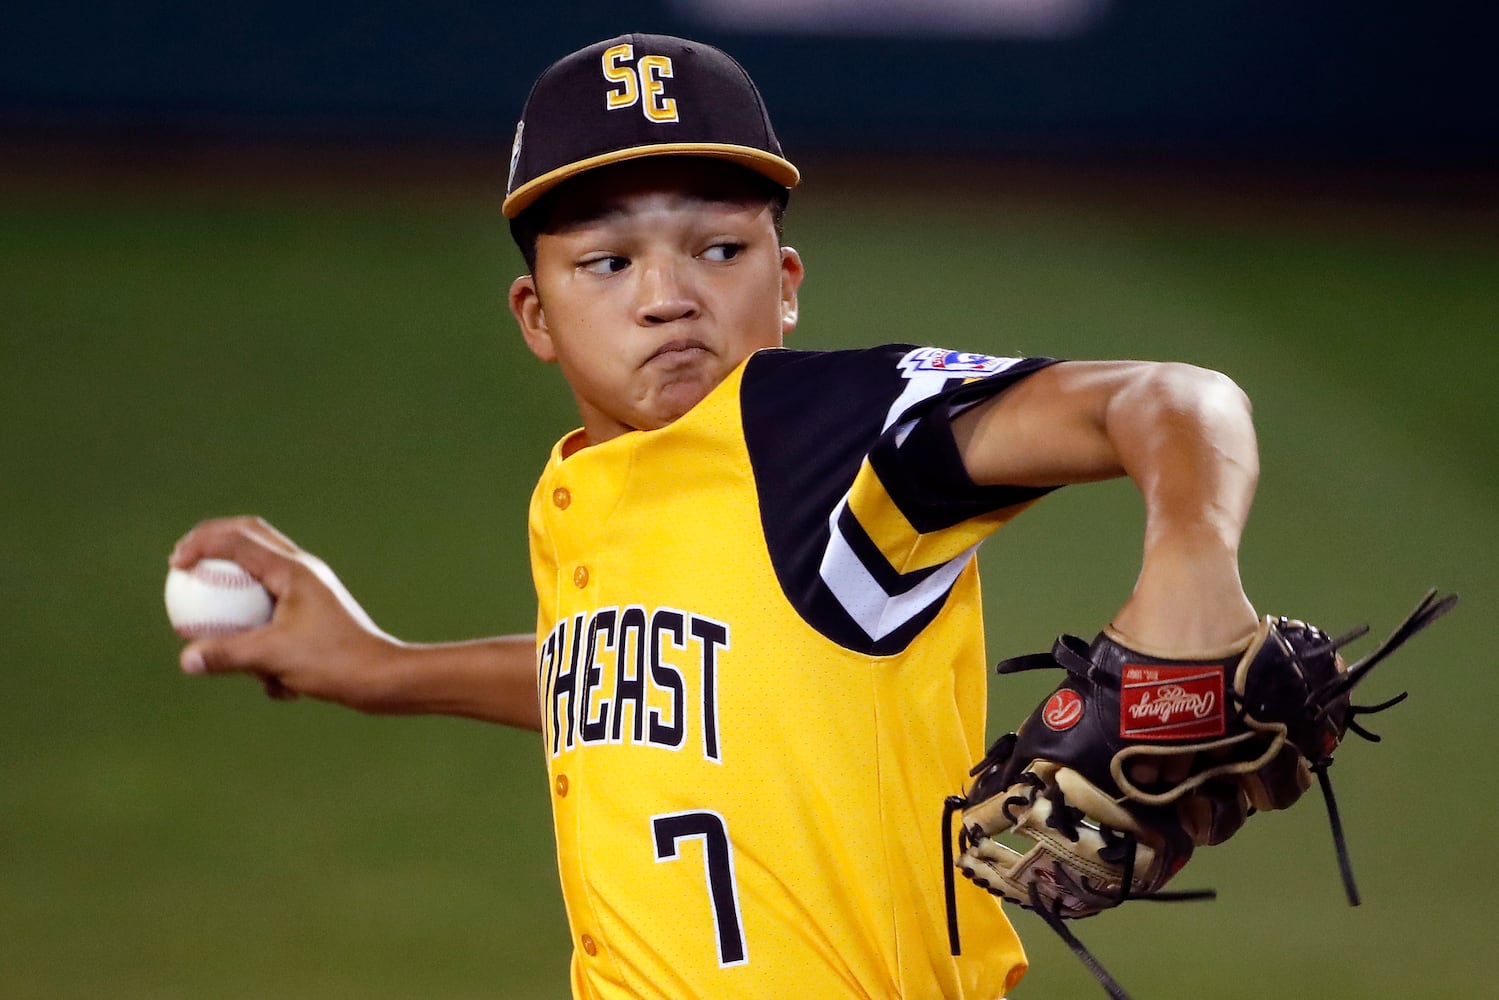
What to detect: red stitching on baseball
<box><xmin>174</xmin><ymin>618</ymin><xmax>259</xmax><ymax>639</ymax></box>
<box><xmin>190</xmin><ymin>563</ymin><xmax>259</xmax><ymax>590</ymax></box>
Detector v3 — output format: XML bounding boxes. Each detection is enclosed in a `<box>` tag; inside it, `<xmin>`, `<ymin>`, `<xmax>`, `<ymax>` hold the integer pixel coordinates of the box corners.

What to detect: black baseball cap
<box><xmin>502</xmin><ymin>33</ymin><xmax>800</xmax><ymax>219</ymax></box>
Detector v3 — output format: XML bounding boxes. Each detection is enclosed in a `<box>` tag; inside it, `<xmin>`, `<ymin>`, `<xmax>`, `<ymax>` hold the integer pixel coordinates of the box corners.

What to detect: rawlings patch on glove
<box><xmin>942</xmin><ymin>590</ymin><xmax>1455</xmax><ymax>1000</ymax></box>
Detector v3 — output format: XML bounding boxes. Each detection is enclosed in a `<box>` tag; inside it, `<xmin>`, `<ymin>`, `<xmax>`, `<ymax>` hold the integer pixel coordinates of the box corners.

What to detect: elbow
<box><xmin>1147</xmin><ymin>362</ymin><xmax>1254</xmax><ymax>425</ymax></box>
<box><xmin>1160</xmin><ymin>363</ymin><xmax>1259</xmax><ymax>479</ymax></box>
<box><xmin>1118</xmin><ymin>361</ymin><xmax>1258</xmax><ymax>475</ymax></box>
<box><xmin>1202</xmin><ymin>365</ymin><xmax>1252</xmax><ymax>420</ymax></box>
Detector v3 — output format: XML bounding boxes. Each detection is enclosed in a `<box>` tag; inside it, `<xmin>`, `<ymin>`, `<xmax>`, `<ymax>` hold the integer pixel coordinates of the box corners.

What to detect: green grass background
<box><xmin>3</xmin><ymin>161</ymin><xmax>1494</xmax><ymax>998</ymax></box>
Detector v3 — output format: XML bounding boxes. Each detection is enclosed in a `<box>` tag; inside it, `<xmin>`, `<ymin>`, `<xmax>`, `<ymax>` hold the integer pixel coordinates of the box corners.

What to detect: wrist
<box><xmin>1115</xmin><ymin>537</ymin><xmax>1258</xmax><ymax>657</ymax></box>
<box><xmin>345</xmin><ymin>634</ymin><xmax>422</xmax><ymax>714</ymax></box>
<box><xmin>1142</xmin><ymin>508</ymin><xmax>1246</xmax><ymax>556</ymax></box>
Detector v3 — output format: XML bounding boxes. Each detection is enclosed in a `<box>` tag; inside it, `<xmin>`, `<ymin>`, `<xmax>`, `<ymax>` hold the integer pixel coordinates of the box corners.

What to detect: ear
<box><xmin>778</xmin><ymin>246</ymin><xmax>805</xmax><ymax>335</ymax></box>
<box><xmin>508</xmin><ymin>274</ymin><xmax>556</xmax><ymax>363</ymax></box>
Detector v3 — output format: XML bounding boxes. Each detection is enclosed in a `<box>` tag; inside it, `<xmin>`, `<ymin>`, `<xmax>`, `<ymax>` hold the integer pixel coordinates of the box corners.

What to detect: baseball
<box><xmin>164</xmin><ymin>558</ymin><xmax>274</xmax><ymax>639</ymax></box>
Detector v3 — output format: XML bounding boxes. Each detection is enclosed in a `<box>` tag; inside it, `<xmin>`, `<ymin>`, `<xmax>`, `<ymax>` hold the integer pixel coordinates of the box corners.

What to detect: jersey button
<box><xmin>554</xmin><ymin>773</ymin><xmax>568</xmax><ymax>797</ymax></box>
<box><xmin>573</xmin><ymin>565</ymin><xmax>589</xmax><ymax>588</ymax></box>
<box><xmin>581</xmin><ymin>934</ymin><xmax>598</xmax><ymax>957</ymax></box>
<box><xmin>552</xmin><ymin>487</ymin><xmax>571</xmax><ymax>510</ymax></box>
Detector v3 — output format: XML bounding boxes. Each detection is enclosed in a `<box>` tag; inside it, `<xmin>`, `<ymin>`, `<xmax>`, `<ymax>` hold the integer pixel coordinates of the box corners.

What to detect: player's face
<box><xmin>509</xmin><ymin>161</ymin><xmax>803</xmax><ymax>446</ymax></box>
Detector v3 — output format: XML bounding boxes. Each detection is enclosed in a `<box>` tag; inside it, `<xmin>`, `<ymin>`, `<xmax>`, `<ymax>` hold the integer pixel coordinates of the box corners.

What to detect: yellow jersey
<box><xmin>528</xmin><ymin>345</ymin><xmax>1057</xmax><ymax>999</ymax></box>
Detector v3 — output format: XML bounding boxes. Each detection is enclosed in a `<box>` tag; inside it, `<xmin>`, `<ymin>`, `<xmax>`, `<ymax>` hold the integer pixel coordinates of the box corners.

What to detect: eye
<box><xmin>580</xmin><ymin>254</ymin><xmax>629</xmax><ymax>275</ymax></box>
<box><xmin>701</xmin><ymin>242</ymin><xmax>744</xmax><ymax>263</ymax></box>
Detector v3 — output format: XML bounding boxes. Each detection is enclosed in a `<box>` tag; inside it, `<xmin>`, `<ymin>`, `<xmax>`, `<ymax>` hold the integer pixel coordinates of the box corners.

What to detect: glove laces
<box><xmin>943</xmin><ymin>589</ymin><xmax>1456</xmax><ymax>999</ymax></box>
<box><xmin>1302</xmin><ymin>589</ymin><xmax>1457</xmax><ymax>905</ymax></box>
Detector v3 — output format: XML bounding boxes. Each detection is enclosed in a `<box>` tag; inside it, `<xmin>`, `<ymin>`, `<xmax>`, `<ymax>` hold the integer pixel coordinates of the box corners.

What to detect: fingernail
<box><xmin>181</xmin><ymin>649</ymin><xmax>206</xmax><ymax>675</ymax></box>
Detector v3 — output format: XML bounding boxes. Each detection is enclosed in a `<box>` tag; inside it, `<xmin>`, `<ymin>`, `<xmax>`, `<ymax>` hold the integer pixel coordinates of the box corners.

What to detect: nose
<box><xmin>635</xmin><ymin>258</ymin><xmax>700</xmax><ymax>326</ymax></box>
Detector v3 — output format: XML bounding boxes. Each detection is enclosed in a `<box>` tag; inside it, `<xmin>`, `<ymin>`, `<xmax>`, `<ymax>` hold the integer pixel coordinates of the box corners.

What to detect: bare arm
<box><xmin>952</xmin><ymin>360</ymin><xmax>1260</xmax><ymax>655</ymax></box>
<box><xmin>169</xmin><ymin>517</ymin><xmax>542</xmax><ymax>731</ymax></box>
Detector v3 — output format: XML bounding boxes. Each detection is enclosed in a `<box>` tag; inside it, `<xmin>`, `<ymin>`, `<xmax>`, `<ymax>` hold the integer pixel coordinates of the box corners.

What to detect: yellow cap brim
<box><xmin>502</xmin><ymin>142</ymin><xmax>800</xmax><ymax>218</ymax></box>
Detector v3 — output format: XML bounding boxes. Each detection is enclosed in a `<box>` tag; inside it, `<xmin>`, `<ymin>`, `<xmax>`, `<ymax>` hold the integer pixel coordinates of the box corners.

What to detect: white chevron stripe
<box><xmin>819</xmin><ymin>498</ymin><xmax>978</xmax><ymax>641</ymax></box>
<box><xmin>817</xmin><ymin>348</ymin><xmax>1021</xmax><ymax>642</ymax></box>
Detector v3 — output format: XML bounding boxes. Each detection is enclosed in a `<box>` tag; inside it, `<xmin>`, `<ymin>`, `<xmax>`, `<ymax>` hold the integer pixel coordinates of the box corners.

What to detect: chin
<box><xmin>645</xmin><ymin>382</ymin><xmax>714</xmax><ymax>428</ymax></box>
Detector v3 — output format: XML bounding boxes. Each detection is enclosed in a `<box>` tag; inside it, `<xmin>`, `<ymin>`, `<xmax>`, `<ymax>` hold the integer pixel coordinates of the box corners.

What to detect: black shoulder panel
<box><xmin>741</xmin><ymin>348</ymin><xmax>1058</xmax><ymax>656</ymax></box>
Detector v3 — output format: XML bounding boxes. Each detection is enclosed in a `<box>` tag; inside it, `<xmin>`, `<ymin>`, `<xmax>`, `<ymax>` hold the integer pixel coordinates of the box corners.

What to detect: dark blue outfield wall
<box><xmin>1</xmin><ymin>0</ymin><xmax>1492</xmax><ymax>166</ymax></box>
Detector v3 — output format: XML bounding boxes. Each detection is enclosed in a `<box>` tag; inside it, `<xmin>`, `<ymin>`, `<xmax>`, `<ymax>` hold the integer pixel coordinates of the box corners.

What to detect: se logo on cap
<box><xmin>602</xmin><ymin>44</ymin><xmax>680</xmax><ymax>124</ymax></box>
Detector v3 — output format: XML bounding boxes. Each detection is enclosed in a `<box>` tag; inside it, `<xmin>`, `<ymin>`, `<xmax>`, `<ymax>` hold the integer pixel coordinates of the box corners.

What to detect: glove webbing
<box><xmin>942</xmin><ymin>779</ymin><xmax>1214</xmax><ymax>1000</ymax></box>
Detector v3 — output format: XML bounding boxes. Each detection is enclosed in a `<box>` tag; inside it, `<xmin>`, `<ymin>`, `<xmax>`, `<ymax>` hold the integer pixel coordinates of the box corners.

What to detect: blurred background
<box><xmin>3</xmin><ymin>2</ymin><xmax>1494</xmax><ymax>998</ymax></box>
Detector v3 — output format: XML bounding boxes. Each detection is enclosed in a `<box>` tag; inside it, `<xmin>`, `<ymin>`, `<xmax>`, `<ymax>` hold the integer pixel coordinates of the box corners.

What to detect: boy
<box><xmin>172</xmin><ymin>33</ymin><xmax>1260</xmax><ymax>999</ymax></box>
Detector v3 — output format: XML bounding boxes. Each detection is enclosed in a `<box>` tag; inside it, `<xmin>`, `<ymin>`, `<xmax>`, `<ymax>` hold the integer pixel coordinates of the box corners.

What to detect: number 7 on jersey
<box><xmin>651</xmin><ymin>810</ymin><xmax>748</xmax><ymax>967</ymax></box>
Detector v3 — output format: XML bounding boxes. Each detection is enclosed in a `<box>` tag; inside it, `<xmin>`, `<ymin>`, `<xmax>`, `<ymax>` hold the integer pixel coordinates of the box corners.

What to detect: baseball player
<box><xmin>172</xmin><ymin>33</ymin><xmax>1264</xmax><ymax>999</ymax></box>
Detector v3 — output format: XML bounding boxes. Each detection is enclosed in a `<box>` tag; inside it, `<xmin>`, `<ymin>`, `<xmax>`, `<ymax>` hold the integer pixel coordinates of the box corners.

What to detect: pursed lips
<box><xmin>643</xmin><ymin>339</ymin><xmax>710</xmax><ymax>366</ymax></box>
